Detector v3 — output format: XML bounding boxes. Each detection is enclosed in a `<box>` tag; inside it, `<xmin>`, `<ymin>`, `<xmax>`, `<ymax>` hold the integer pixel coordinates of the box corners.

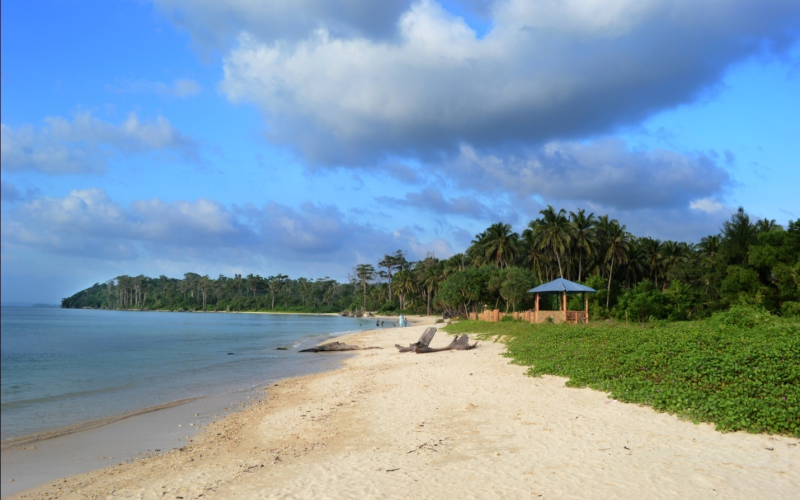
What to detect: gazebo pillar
<box><xmin>563</xmin><ymin>292</ymin><xmax>567</xmax><ymax>315</ymax></box>
<box><xmin>535</xmin><ymin>293</ymin><xmax>539</xmax><ymax>323</ymax></box>
<box><xmin>585</xmin><ymin>293</ymin><xmax>589</xmax><ymax>322</ymax></box>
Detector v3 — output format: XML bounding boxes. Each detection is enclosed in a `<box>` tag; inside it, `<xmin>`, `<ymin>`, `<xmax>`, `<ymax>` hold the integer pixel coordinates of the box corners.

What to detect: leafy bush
<box><xmin>782</xmin><ymin>302</ymin><xmax>800</xmax><ymax>318</ymax></box>
<box><xmin>711</xmin><ymin>302</ymin><xmax>776</xmax><ymax>329</ymax></box>
<box><xmin>443</xmin><ymin>318</ymin><xmax>799</xmax><ymax>436</ymax></box>
<box><xmin>377</xmin><ymin>302</ymin><xmax>397</xmax><ymax>314</ymax></box>
<box><xmin>614</xmin><ymin>280</ymin><xmax>668</xmax><ymax>322</ymax></box>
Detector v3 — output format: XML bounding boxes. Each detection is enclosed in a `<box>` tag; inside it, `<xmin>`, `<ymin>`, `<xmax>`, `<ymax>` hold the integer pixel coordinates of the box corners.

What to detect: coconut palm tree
<box><xmin>530</xmin><ymin>206</ymin><xmax>573</xmax><ymax>279</ymax></box>
<box><xmin>640</xmin><ymin>237</ymin><xmax>664</xmax><ymax>288</ymax></box>
<box><xmin>569</xmin><ymin>209</ymin><xmax>597</xmax><ymax>282</ymax></box>
<box><xmin>421</xmin><ymin>261</ymin><xmax>445</xmax><ymax>316</ymax></box>
<box><xmin>480</xmin><ymin>222</ymin><xmax>519</xmax><ymax>269</ymax></box>
<box><xmin>393</xmin><ymin>270</ymin><xmax>415</xmax><ymax>311</ymax></box>
<box><xmin>660</xmin><ymin>241</ymin><xmax>689</xmax><ymax>290</ymax></box>
<box><xmin>603</xmin><ymin>221</ymin><xmax>632</xmax><ymax>308</ymax></box>
<box><xmin>519</xmin><ymin>228</ymin><xmax>546</xmax><ymax>283</ymax></box>
<box><xmin>467</xmin><ymin>231</ymin><xmax>489</xmax><ymax>267</ymax></box>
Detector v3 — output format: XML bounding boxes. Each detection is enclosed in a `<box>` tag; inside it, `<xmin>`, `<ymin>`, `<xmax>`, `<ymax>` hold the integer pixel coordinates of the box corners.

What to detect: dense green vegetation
<box><xmin>444</xmin><ymin>306</ymin><xmax>799</xmax><ymax>436</ymax></box>
<box><xmin>63</xmin><ymin>206</ymin><xmax>799</xmax><ymax>318</ymax></box>
<box><xmin>61</xmin><ymin>274</ymin><xmax>361</xmax><ymax>312</ymax></box>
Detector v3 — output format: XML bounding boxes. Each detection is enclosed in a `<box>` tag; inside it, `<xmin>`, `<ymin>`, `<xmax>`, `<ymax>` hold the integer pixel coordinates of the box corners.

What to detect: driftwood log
<box><xmin>395</xmin><ymin>327</ymin><xmax>437</xmax><ymax>352</ymax></box>
<box><xmin>300</xmin><ymin>342</ymin><xmax>381</xmax><ymax>353</ymax></box>
<box><xmin>396</xmin><ymin>327</ymin><xmax>478</xmax><ymax>354</ymax></box>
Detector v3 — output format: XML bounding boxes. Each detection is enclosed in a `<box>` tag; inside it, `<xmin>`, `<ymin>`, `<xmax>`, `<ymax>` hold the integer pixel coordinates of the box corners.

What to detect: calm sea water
<box><xmin>0</xmin><ymin>307</ymin><xmax>372</xmax><ymax>441</ymax></box>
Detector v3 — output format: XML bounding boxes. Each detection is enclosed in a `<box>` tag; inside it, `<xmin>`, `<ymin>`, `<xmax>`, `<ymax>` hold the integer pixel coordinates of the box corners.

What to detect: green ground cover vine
<box><xmin>443</xmin><ymin>310</ymin><xmax>799</xmax><ymax>436</ymax></box>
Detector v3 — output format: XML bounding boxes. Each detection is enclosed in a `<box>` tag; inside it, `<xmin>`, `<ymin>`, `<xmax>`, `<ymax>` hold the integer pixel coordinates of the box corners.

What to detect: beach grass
<box><xmin>444</xmin><ymin>313</ymin><xmax>799</xmax><ymax>436</ymax></box>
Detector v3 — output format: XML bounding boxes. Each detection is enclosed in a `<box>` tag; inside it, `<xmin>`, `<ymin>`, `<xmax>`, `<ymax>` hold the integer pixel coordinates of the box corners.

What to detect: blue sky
<box><xmin>2</xmin><ymin>0</ymin><xmax>799</xmax><ymax>303</ymax></box>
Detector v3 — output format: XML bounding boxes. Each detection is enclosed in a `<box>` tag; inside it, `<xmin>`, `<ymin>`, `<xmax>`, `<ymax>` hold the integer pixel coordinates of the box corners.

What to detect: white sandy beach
<box><xmin>6</xmin><ymin>318</ymin><xmax>798</xmax><ymax>499</ymax></box>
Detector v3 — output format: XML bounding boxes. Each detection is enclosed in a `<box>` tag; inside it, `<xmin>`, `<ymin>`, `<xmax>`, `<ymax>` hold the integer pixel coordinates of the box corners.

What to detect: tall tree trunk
<box><xmin>606</xmin><ymin>255</ymin><xmax>615</xmax><ymax>309</ymax></box>
<box><xmin>556</xmin><ymin>252</ymin><xmax>563</xmax><ymax>279</ymax></box>
<box><xmin>427</xmin><ymin>291</ymin><xmax>431</xmax><ymax>316</ymax></box>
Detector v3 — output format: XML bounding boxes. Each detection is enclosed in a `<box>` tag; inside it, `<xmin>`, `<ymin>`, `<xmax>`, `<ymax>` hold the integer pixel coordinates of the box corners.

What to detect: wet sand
<box><xmin>4</xmin><ymin>318</ymin><xmax>798</xmax><ymax>499</ymax></box>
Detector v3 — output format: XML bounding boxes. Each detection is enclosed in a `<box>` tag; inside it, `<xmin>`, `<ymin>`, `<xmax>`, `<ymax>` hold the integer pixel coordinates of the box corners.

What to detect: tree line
<box><xmin>63</xmin><ymin>206</ymin><xmax>799</xmax><ymax>321</ymax></box>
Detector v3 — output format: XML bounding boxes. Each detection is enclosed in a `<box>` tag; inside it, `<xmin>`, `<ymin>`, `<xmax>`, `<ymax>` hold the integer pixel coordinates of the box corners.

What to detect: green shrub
<box><xmin>712</xmin><ymin>302</ymin><xmax>776</xmax><ymax>329</ymax></box>
<box><xmin>377</xmin><ymin>302</ymin><xmax>397</xmax><ymax>314</ymax></box>
<box><xmin>782</xmin><ymin>302</ymin><xmax>800</xmax><ymax>317</ymax></box>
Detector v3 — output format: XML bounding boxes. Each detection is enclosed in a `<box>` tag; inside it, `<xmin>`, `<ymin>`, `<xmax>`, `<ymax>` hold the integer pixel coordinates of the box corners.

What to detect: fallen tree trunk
<box><xmin>396</xmin><ymin>327</ymin><xmax>478</xmax><ymax>353</ymax></box>
<box><xmin>396</xmin><ymin>327</ymin><xmax>437</xmax><ymax>352</ymax></box>
<box><xmin>414</xmin><ymin>334</ymin><xmax>478</xmax><ymax>353</ymax></box>
<box><xmin>300</xmin><ymin>342</ymin><xmax>381</xmax><ymax>353</ymax></box>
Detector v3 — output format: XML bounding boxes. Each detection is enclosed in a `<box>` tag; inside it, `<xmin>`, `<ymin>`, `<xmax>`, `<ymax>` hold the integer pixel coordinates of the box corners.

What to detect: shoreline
<box><xmin>7</xmin><ymin>317</ymin><xmax>796</xmax><ymax>499</ymax></box>
<box><xmin>0</xmin><ymin>315</ymin><xmax>420</xmax><ymax>497</ymax></box>
<box><xmin>0</xmin><ymin>313</ymin><xmax>413</xmax><ymax>450</ymax></box>
<box><xmin>0</xmin><ymin>397</ymin><xmax>201</xmax><ymax>451</ymax></box>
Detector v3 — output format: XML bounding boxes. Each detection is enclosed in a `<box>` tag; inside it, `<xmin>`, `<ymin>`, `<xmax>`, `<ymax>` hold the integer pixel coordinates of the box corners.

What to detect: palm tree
<box><xmin>519</xmin><ymin>228</ymin><xmax>546</xmax><ymax>282</ymax></box>
<box><xmin>569</xmin><ymin>209</ymin><xmax>597</xmax><ymax>282</ymax></box>
<box><xmin>481</xmin><ymin>222</ymin><xmax>519</xmax><ymax>268</ymax></box>
<box><xmin>755</xmin><ymin>218</ymin><xmax>782</xmax><ymax>233</ymax></box>
<box><xmin>640</xmin><ymin>237</ymin><xmax>664</xmax><ymax>288</ymax></box>
<box><xmin>530</xmin><ymin>206</ymin><xmax>573</xmax><ymax>279</ymax></box>
<box><xmin>467</xmin><ymin>231</ymin><xmax>489</xmax><ymax>267</ymax></box>
<box><xmin>443</xmin><ymin>253</ymin><xmax>468</xmax><ymax>277</ymax></box>
<box><xmin>421</xmin><ymin>261</ymin><xmax>445</xmax><ymax>316</ymax></box>
<box><xmin>660</xmin><ymin>241</ymin><xmax>689</xmax><ymax>290</ymax></box>
<box><xmin>393</xmin><ymin>270</ymin><xmax>415</xmax><ymax>310</ymax></box>
<box><xmin>622</xmin><ymin>239</ymin><xmax>646</xmax><ymax>287</ymax></box>
<box><xmin>604</xmin><ymin>221</ymin><xmax>632</xmax><ymax>308</ymax></box>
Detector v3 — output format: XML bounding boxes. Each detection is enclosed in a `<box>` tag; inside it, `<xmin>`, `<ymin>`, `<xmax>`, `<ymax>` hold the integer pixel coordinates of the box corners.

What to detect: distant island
<box><xmin>61</xmin><ymin>206</ymin><xmax>799</xmax><ymax>321</ymax></box>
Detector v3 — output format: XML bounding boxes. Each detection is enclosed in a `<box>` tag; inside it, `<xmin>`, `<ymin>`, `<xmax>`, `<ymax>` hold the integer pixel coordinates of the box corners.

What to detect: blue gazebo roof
<box><xmin>528</xmin><ymin>278</ymin><xmax>597</xmax><ymax>294</ymax></box>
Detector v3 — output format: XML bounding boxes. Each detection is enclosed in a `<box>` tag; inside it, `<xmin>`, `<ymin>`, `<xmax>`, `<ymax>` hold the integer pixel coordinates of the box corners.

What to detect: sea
<box><xmin>1</xmin><ymin>307</ymin><xmax>374</xmax><ymax>442</ymax></box>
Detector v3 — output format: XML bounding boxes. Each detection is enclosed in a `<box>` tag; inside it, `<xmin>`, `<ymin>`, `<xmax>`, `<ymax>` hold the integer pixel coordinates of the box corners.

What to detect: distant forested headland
<box><xmin>62</xmin><ymin>206</ymin><xmax>800</xmax><ymax>320</ymax></box>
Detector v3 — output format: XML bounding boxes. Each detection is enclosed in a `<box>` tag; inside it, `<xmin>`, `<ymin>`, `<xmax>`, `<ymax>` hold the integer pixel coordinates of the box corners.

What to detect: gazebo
<box><xmin>528</xmin><ymin>278</ymin><xmax>596</xmax><ymax>324</ymax></box>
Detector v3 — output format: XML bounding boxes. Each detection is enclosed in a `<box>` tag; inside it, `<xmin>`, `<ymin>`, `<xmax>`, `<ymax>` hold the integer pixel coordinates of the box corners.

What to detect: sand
<box><xmin>5</xmin><ymin>318</ymin><xmax>798</xmax><ymax>499</ymax></box>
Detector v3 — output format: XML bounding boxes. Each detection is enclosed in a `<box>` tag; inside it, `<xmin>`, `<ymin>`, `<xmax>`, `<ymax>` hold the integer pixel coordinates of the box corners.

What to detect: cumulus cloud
<box><xmin>214</xmin><ymin>0</ymin><xmax>800</xmax><ymax>164</ymax></box>
<box><xmin>1</xmin><ymin>188</ymin><xmax>446</xmax><ymax>272</ymax></box>
<box><xmin>1</xmin><ymin>112</ymin><xmax>198</xmax><ymax>174</ymax></box>
<box><xmin>154</xmin><ymin>0</ymin><xmax>412</xmax><ymax>48</ymax></box>
<box><xmin>445</xmin><ymin>139</ymin><xmax>731</xmax><ymax>211</ymax></box>
<box><xmin>690</xmin><ymin>197</ymin><xmax>726</xmax><ymax>214</ymax></box>
<box><xmin>378</xmin><ymin>187</ymin><xmax>514</xmax><ymax>221</ymax></box>
<box><xmin>108</xmin><ymin>78</ymin><xmax>202</xmax><ymax>98</ymax></box>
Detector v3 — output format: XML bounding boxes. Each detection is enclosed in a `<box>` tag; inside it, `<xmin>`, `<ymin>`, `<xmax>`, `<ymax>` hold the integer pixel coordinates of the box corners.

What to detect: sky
<box><xmin>1</xmin><ymin>0</ymin><xmax>799</xmax><ymax>304</ymax></box>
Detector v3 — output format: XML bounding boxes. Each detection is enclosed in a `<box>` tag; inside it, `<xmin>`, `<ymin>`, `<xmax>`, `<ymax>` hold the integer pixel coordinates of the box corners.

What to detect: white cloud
<box><xmin>1</xmin><ymin>188</ymin><xmax>446</xmax><ymax>273</ymax></box>
<box><xmin>1</xmin><ymin>112</ymin><xmax>198</xmax><ymax>174</ymax></box>
<box><xmin>690</xmin><ymin>197</ymin><xmax>726</xmax><ymax>214</ymax></box>
<box><xmin>377</xmin><ymin>187</ymin><xmax>515</xmax><ymax>221</ymax></box>
<box><xmin>153</xmin><ymin>0</ymin><xmax>412</xmax><ymax>47</ymax></box>
<box><xmin>213</xmin><ymin>0</ymin><xmax>800</xmax><ymax>164</ymax></box>
<box><xmin>446</xmin><ymin>138</ymin><xmax>731</xmax><ymax>210</ymax></box>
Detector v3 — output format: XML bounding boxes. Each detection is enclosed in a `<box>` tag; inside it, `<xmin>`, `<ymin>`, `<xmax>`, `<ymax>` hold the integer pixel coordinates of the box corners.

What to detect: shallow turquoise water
<box><xmin>0</xmin><ymin>307</ymin><xmax>372</xmax><ymax>440</ymax></box>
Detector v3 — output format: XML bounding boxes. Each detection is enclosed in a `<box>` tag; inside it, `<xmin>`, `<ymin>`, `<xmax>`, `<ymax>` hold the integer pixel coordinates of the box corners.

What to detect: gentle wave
<box><xmin>1</xmin><ymin>397</ymin><xmax>200</xmax><ymax>450</ymax></box>
<box><xmin>1</xmin><ymin>385</ymin><xmax>134</xmax><ymax>410</ymax></box>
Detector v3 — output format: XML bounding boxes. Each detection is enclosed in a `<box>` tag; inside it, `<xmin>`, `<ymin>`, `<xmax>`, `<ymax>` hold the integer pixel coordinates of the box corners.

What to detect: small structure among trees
<box><xmin>472</xmin><ymin>278</ymin><xmax>596</xmax><ymax>324</ymax></box>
